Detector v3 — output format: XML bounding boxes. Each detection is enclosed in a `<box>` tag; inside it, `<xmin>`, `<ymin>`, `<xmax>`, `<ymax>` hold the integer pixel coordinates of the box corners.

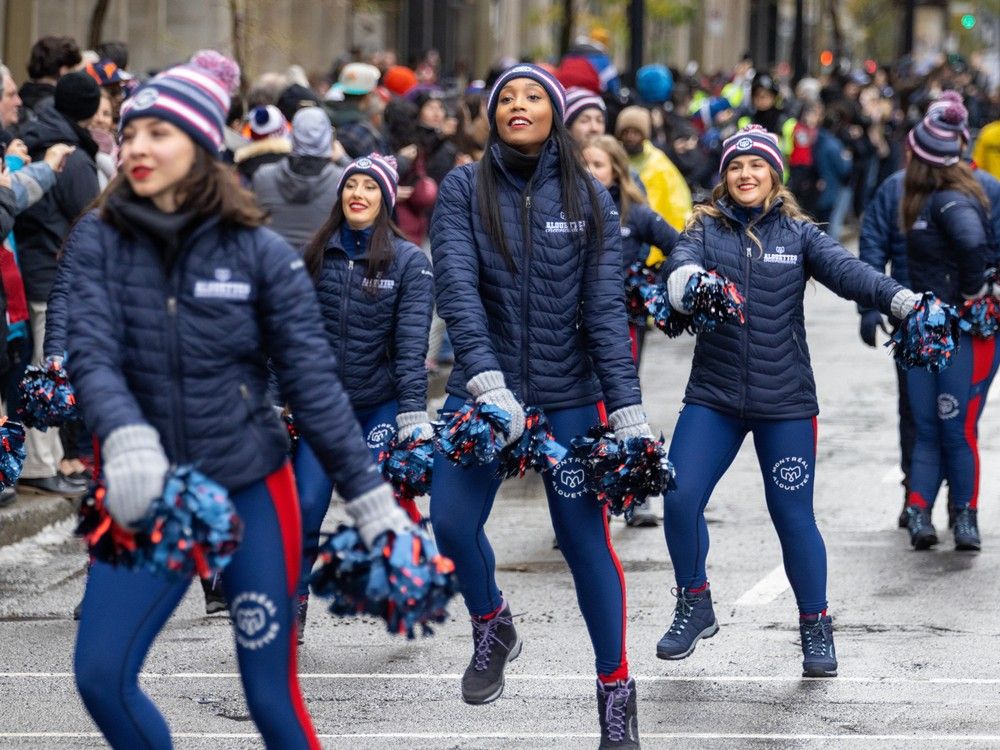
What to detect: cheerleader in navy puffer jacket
<box><xmin>657</xmin><ymin>124</ymin><xmax>918</xmax><ymax>679</ymax></box>
<box><xmin>293</xmin><ymin>153</ymin><xmax>433</xmax><ymax>641</ymax></box>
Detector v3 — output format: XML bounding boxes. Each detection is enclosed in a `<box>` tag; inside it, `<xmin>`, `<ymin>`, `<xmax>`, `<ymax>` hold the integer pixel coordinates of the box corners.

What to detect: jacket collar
<box><xmin>716</xmin><ymin>195</ymin><xmax>784</xmax><ymax>227</ymax></box>
<box><xmin>489</xmin><ymin>136</ymin><xmax>560</xmax><ymax>190</ymax></box>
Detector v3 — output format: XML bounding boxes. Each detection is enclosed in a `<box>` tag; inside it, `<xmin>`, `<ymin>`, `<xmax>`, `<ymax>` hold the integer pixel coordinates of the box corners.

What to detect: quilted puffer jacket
<box><xmin>430</xmin><ymin>139</ymin><xmax>641</xmax><ymax>413</ymax></box>
<box><xmin>609</xmin><ymin>184</ymin><xmax>679</xmax><ymax>270</ymax></box>
<box><xmin>903</xmin><ymin>188</ymin><xmax>991</xmax><ymax>306</ymax></box>
<box><xmin>667</xmin><ymin>198</ymin><xmax>904</xmax><ymax>419</ymax></box>
<box><xmin>64</xmin><ymin>203</ymin><xmax>381</xmax><ymax>499</ymax></box>
<box><xmin>315</xmin><ymin>228</ymin><xmax>433</xmax><ymax>413</ymax></box>
<box><xmin>860</xmin><ymin>169</ymin><xmax>1000</xmax><ymax>295</ymax></box>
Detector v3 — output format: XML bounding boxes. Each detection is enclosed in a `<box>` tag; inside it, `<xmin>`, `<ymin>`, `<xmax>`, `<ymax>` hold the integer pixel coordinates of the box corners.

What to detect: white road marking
<box><xmin>3</xmin><ymin>672</ymin><xmax>1000</xmax><ymax>684</ymax></box>
<box><xmin>1</xmin><ymin>732</ymin><xmax>999</xmax><ymax>742</ymax></box>
<box><xmin>734</xmin><ymin>563</ymin><xmax>789</xmax><ymax>606</ymax></box>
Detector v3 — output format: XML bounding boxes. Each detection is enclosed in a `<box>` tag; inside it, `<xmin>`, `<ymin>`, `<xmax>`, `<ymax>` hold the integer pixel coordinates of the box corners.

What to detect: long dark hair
<box><xmin>900</xmin><ymin>153</ymin><xmax>989</xmax><ymax>232</ymax></box>
<box><xmin>95</xmin><ymin>147</ymin><xmax>267</xmax><ymax>229</ymax></box>
<box><xmin>302</xmin><ymin>198</ymin><xmax>400</xmax><ymax>290</ymax></box>
<box><xmin>475</xmin><ymin>112</ymin><xmax>604</xmax><ymax>269</ymax></box>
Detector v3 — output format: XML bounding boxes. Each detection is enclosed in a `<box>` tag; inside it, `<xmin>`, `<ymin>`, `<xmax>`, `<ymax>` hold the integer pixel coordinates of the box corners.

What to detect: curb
<box><xmin>0</xmin><ymin>493</ymin><xmax>75</xmax><ymax>548</ymax></box>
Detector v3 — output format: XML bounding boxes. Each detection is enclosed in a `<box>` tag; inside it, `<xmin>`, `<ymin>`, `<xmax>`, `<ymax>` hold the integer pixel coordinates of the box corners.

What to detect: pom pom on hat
<box><xmin>189</xmin><ymin>49</ymin><xmax>241</xmax><ymax>95</ymax></box>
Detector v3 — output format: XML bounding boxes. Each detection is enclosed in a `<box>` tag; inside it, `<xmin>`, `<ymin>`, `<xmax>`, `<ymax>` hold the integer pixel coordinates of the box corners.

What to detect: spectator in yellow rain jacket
<box><xmin>973</xmin><ymin>119</ymin><xmax>1000</xmax><ymax>180</ymax></box>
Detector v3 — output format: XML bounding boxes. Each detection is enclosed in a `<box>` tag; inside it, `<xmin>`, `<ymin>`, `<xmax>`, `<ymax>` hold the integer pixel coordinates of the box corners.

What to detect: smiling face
<box><xmin>583</xmin><ymin>145</ymin><xmax>614</xmax><ymax>188</ymax></box>
<box><xmin>341</xmin><ymin>174</ymin><xmax>383</xmax><ymax>229</ymax></box>
<box><xmin>120</xmin><ymin>117</ymin><xmax>197</xmax><ymax>212</ymax></box>
<box><xmin>89</xmin><ymin>91</ymin><xmax>114</xmax><ymax>132</ymax></box>
<box><xmin>725</xmin><ymin>154</ymin><xmax>775</xmax><ymax>208</ymax></box>
<box><xmin>494</xmin><ymin>77</ymin><xmax>553</xmax><ymax>155</ymax></box>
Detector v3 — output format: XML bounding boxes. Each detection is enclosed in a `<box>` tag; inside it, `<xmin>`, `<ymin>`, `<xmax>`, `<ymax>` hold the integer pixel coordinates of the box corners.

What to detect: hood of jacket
<box><xmin>273</xmin><ymin>157</ymin><xmax>339</xmax><ymax>203</ymax></box>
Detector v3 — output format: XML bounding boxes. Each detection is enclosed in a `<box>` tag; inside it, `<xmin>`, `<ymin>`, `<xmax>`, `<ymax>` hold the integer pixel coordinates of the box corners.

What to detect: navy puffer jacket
<box><xmin>610</xmin><ymin>184</ymin><xmax>679</xmax><ymax>270</ymax></box>
<box><xmin>860</xmin><ymin>169</ymin><xmax>1000</xmax><ymax>295</ymax></box>
<box><xmin>65</xmin><ymin>208</ymin><xmax>381</xmax><ymax>499</ymax></box>
<box><xmin>430</xmin><ymin>139</ymin><xmax>641</xmax><ymax>413</ymax></box>
<box><xmin>904</xmin><ymin>188</ymin><xmax>991</xmax><ymax>305</ymax></box>
<box><xmin>667</xmin><ymin>199</ymin><xmax>904</xmax><ymax>419</ymax></box>
<box><xmin>315</xmin><ymin>230</ymin><xmax>433</xmax><ymax>413</ymax></box>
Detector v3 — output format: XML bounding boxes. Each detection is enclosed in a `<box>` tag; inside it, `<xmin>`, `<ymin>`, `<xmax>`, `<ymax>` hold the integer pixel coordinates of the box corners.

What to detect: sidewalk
<box><xmin>0</xmin><ymin>492</ymin><xmax>74</xmax><ymax>548</ymax></box>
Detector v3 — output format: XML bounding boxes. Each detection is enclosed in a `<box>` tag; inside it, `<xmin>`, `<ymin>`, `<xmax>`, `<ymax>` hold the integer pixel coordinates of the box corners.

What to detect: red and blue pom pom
<box><xmin>282</xmin><ymin>409</ymin><xmax>299</xmax><ymax>455</ymax></box>
<box><xmin>679</xmin><ymin>269</ymin><xmax>746</xmax><ymax>334</ymax></box>
<box><xmin>435</xmin><ymin>401</ymin><xmax>510</xmax><ymax>466</ymax></box>
<box><xmin>959</xmin><ymin>274</ymin><xmax>1000</xmax><ymax>339</ymax></box>
<box><xmin>641</xmin><ymin>283</ymin><xmax>688</xmax><ymax>338</ymax></box>
<box><xmin>75</xmin><ymin>466</ymin><xmax>243</xmax><ymax>580</ymax></box>
<box><xmin>571</xmin><ymin>426</ymin><xmax>676</xmax><ymax>520</ymax></box>
<box><xmin>0</xmin><ymin>418</ymin><xmax>27</xmax><ymax>489</ymax></box>
<box><xmin>496</xmin><ymin>406</ymin><xmax>567</xmax><ymax>479</ymax></box>
<box><xmin>378</xmin><ymin>434</ymin><xmax>434</xmax><ymax>522</ymax></box>
<box><xmin>625</xmin><ymin>261</ymin><xmax>658</xmax><ymax>323</ymax></box>
<box><xmin>17</xmin><ymin>360</ymin><xmax>79</xmax><ymax>430</ymax></box>
<box><xmin>886</xmin><ymin>292</ymin><xmax>962</xmax><ymax>372</ymax></box>
<box><xmin>310</xmin><ymin>526</ymin><xmax>458</xmax><ymax>639</ymax></box>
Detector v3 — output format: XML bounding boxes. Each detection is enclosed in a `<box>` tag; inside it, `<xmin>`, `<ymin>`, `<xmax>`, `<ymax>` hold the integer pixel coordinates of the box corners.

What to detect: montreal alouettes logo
<box><xmin>553</xmin><ymin>457</ymin><xmax>588</xmax><ymax>499</ymax></box>
<box><xmin>771</xmin><ymin>456</ymin><xmax>811</xmax><ymax>491</ymax></box>
<box><xmin>231</xmin><ymin>592</ymin><xmax>279</xmax><ymax>650</ymax></box>
<box><xmin>736</xmin><ymin>137</ymin><xmax>754</xmax><ymax>150</ymax></box>
<box><xmin>354</xmin><ymin>157</ymin><xmax>373</xmax><ymax>169</ymax></box>
<box><xmin>129</xmin><ymin>88</ymin><xmax>159</xmax><ymax>110</ymax></box>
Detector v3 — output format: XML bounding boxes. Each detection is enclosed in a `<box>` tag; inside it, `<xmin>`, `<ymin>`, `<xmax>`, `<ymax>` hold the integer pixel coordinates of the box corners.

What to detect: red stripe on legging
<box><xmin>972</xmin><ymin>336</ymin><xmax>996</xmax><ymax>384</ymax></box>
<box><xmin>812</xmin><ymin>416</ymin><xmax>818</xmax><ymax>455</ymax></box>
<box><xmin>965</xmin><ymin>395</ymin><xmax>982</xmax><ymax>511</ymax></box>
<box><xmin>265</xmin><ymin>462</ymin><xmax>302</xmax><ymax>596</ymax></box>
<box><xmin>598</xmin><ymin>503</ymin><xmax>629</xmax><ymax>683</ymax></box>
<box><xmin>265</xmin><ymin>462</ymin><xmax>320</xmax><ymax>749</ymax></box>
<box><xmin>628</xmin><ymin>324</ymin><xmax>639</xmax><ymax>364</ymax></box>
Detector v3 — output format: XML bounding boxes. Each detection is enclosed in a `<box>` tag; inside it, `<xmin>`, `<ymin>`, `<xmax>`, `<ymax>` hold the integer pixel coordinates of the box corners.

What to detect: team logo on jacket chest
<box><xmin>762</xmin><ymin>245</ymin><xmax>799</xmax><ymax>265</ymax></box>
<box><xmin>546</xmin><ymin>211</ymin><xmax>587</xmax><ymax>234</ymax></box>
<box><xmin>194</xmin><ymin>268</ymin><xmax>252</xmax><ymax>300</ymax></box>
<box><xmin>361</xmin><ymin>277</ymin><xmax>395</xmax><ymax>291</ymax></box>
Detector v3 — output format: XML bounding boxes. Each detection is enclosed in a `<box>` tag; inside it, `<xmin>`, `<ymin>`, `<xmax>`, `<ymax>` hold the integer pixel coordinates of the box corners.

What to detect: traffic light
<box><xmin>961</xmin><ymin>14</ymin><xmax>976</xmax><ymax>29</ymax></box>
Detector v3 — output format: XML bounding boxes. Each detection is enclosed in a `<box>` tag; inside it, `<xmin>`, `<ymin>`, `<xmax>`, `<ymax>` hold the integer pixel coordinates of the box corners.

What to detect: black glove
<box><xmin>859</xmin><ymin>309</ymin><xmax>889</xmax><ymax>348</ymax></box>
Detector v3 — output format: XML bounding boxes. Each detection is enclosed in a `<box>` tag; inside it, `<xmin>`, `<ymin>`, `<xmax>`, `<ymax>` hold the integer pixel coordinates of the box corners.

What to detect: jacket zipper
<box><xmin>165</xmin><ymin>247</ymin><xmax>193</xmax><ymax>464</ymax></box>
<box><xmin>521</xmin><ymin>189</ymin><xmax>533</xmax><ymax>401</ymax></box>
<box><xmin>739</xmin><ymin>240</ymin><xmax>752</xmax><ymax>418</ymax></box>
<box><xmin>338</xmin><ymin>259</ymin><xmax>354</xmax><ymax>381</ymax></box>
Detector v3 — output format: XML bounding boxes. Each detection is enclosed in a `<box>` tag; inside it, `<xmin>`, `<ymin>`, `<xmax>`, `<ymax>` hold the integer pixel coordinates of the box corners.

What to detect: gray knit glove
<box><xmin>467</xmin><ymin>370</ymin><xmax>525</xmax><ymax>447</ymax></box>
<box><xmin>396</xmin><ymin>411</ymin><xmax>433</xmax><ymax>442</ymax></box>
<box><xmin>102</xmin><ymin>424</ymin><xmax>169</xmax><ymax>530</ymax></box>
<box><xmin>346</xmin><ymin>483</ymin><xmax>415</xmax><ymax>549</ymax></box>
<box><xmin>667</xmin><ymin>264</ymin><xmax>705</xmax><ymax>313</ymax></box>
<box><xmin>890</xmin><ymin>289</ymin><xmax>922</xmax><ymax>320</ymax></box>
<box><xmin>608</xmin><ymin>405</ymin><xmax>654</xmax><ymax>441</ymax></box>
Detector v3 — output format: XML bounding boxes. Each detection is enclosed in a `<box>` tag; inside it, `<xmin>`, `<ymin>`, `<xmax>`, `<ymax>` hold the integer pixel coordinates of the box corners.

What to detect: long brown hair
<box><xmin>94</xmin><ymin>147</ymin><xmax>266</xmax><ymax>229</ymax></box>
<box><xmin>688</xmin><ymin>166</ymin><xmax>814</xmax><ymax>254</ymax></box>
<box><xmin>900</xmin><ymin>153</ymin><xmax>988</xmax><ymax>233</ymax></box>
<box><xmin>301</xmin><ymin>199</ymin><xmax>401</xmax><ymax>291</ymax></box>
<box><xmin>583</xmin><ymin>134</ymin><xmax>646</xmax><ymax>225</ymax></box>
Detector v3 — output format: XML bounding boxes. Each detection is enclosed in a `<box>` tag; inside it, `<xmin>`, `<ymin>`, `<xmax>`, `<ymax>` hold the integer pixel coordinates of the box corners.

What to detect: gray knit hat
<box><xmin>291</xmin><ymin>106</ymin><xmax>332</xmax><ymax>158</ymax></box>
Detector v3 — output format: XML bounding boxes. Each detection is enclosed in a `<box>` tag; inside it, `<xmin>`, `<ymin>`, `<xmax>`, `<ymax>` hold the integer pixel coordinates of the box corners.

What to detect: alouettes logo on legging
<box><xmin>552</xmin><ymin>456</ymin><xmax>588</xmax><ymax>499</ymax></box>
<box><xmin>232</xmin><ymin>592</ymin><xmax>280</xmax><ymax>650</ymax></box>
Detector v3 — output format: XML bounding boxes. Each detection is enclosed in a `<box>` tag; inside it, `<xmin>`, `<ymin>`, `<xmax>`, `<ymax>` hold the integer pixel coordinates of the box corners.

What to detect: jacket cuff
<box><xmin>467</xmin><ymin>370</ymin><xmax>506</xmax><ymax>398</ymax></box>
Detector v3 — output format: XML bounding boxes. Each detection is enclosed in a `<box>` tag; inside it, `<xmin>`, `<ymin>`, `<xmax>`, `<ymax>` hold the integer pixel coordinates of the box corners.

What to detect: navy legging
<box><xmin>295</xmin><ymin>399</ymin><xmax>398</xmax><ymax>599</ymax></box>
<box><xmin>906</xmin><ymin>334</ymin><xmax>1000</xmax><ymax>511</ymax></box>
<box><xmin>430</xmin><ymin>396</ymin><xmax>629</xmax><ymax>680</ymax></box>
<box><xmin>663</xmin><ymin>404</ymin><xmax>827</xmax><ymax>614</ymax></box>
<box><xmin>74</xmin><ymin>463</ymin><xmax>320</xmax><ymax>749</ymax></box>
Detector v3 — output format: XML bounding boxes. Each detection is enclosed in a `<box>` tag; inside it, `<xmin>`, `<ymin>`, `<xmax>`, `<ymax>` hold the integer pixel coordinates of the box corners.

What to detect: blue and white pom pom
<box><xmin>641</xmin><ymin>283</ymin><xmax>688</xmax><ymax>338</ymax></box>
<box><xmin>887</xmin><ymin>292</ymin><xmax>962</xmax><ymax>372</ymax></box>
<box><xmin>0</xmin><ymin>418</ymin><xmax>27</xmax><ymax>489</ymax></box>
<box><xmin>959</xmin><ymin>273</ymin><xmax>1000</xmax><ymax>339</ymax></box>
<box><xmin>625</xmin><ymin>261</ymin><xmax>658</xmax><ymax>323</ymax></box>
<box><xmin>571</xmin><ymin>426</ymin><xmax>676</xmax><ymax>520</ymax></box>
<box><xmin>378</xmin><ymin>433</ymin><xmax>434</xmax><ymax>523</ymax></box>
<box><xmin>435</xmin><ymin>402</ymin><xmax>511</xmax><ymax>466</ymax></box>
<box><xmin>310</xmin><ymin>525</ymin><xmax>458</xmax><ymax>639</ymax></box>
<box><xmin>17</xmin><ymin>359</ymin><xmax>79</xmax><ymax>430</ymax></box>
<box><xmin>497</xmin><ymin>406</ymin><xmax>567</xmax><ymax>479</ymax></box>
<box><xmin>679</xmin><ymin>269</ymin><xmax>746</xmax><ymax>334</ymax></box>
<box><xmin>75</xmin><ymin>466</ymin><xmax>243</xmax><ymax>580</ymax></box>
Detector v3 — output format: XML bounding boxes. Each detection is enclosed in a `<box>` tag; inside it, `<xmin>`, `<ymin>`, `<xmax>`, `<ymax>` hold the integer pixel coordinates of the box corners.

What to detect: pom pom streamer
<box><xmin>570</xmin><ymin>426</ymin><xmax>676</xmax><ymax>520</ymax></box>
<box><xmin>641</xmin><ymin>283</ymin><xmax>688</xmax><ymax>338</ymax></box>
<box><xmin>74</xmin><ymin>466</ymin><xmax>243</xmax><ymax>580</ymax></box>
<box><xmin>625</xmin><ymin>261</ymin><xmax>658</xmax><ymax>323</ymax></box>
<box><xmin>310</xmin><ymin>525</ymin><xmax>458</xmax><ymax>638</ymax></box>
<box><xmin>496</xmin><ymin>406</ymin><xmax>567</xmax><ymax>479</ymax></box>
<box><xmin>435</xmin><ymin>401</ymin><xmax>510</xmax><ymax>466</ymax></box>
<box><xmin>283</xmin><ymin>410</ymin><xmax>299</xmax><ymax>454</ymax></box>
<box><xmin>17</xmin><ymin>361</ymin><xmax>79</xmax><ymax>430</ymax></box>
<box><xmin>643</xmin><ymin>270</ymin><xmax>745</xmax><ymax>338</ymax></box>
<box><xmin>959</xmin><ymin>272</ymin><xmax>1000</xmax><ymax>339</ymax></box>
<box><xmin>378</xmin><ymin>435</ymin><xmax>434</xmax><ymax>521</ymax></box>
<box><xmin>0</xmin><ymin>418</ymin><xmax>27</xmax><ymax>489</ymax></box>
<box><xmin>886</xmin><ymin>292</ymin><xmax>962</xmax><ymax>372</ymax></box>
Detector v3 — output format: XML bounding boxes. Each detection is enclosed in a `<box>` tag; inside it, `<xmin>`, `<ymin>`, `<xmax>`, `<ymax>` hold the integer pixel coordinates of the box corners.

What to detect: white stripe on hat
<box><xmin>907</xmin><ymin>130</ymin><xmax>959</xmax><ymax>166</ymax></box>
<box><xmin>154</xmin><ymin>94</ymin><xmax>222</xmax><ymax>147</ymax></box>
<box><xmin>720</xmin><ymin>140</ymin><xmax>783</xmax><ymax>169</ymax></box>
<box><xmin>168</xmin><ymin>66</ymin><xmax>230</xmax><ymax>111</ymax></box>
